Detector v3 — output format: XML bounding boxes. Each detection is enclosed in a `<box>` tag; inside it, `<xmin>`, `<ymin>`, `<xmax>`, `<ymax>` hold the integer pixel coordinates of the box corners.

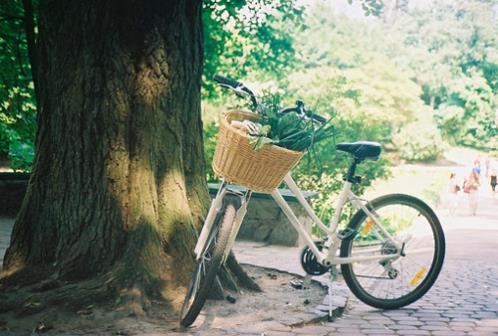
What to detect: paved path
<box><xmin>0</xmin><ymin>217</ymin><xmax>13</xmax><ymax>268</ymax></box>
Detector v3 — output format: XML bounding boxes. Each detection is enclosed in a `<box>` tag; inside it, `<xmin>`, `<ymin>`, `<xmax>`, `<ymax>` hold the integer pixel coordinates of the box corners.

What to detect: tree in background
<box><xmin>290</xmin><ymin>0</ymin><xmax>497</xmax><ymax>155</ymax></box>
<box><xmin>386</xmin><ymin>0</ymin><xmax>498</xmax><ymax>148</ymax></box>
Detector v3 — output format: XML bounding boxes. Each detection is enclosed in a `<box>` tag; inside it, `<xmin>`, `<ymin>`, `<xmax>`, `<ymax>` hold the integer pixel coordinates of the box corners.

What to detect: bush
<box><xmin>0</xmin><ymin>86</ymin><xmax>37</xmax><ymax>171</ymax></box>
<box><xmin>435</xmin><ymin>104</ymin><xmax>465</xmax><ymax>144</ymax></box>
<box><xmin>393</xmin><ymin>122</ymin><xmax>444</xmax><ymax>162</ymax></box>
<box><xmin>9</xmin><ymin>139</ymin><xmax>34</xmax><ymax>172</ymax></box>
<box><xmin>2</xmin><ymin>127</ymin><xmax>34</xmax><ymax>172</ymax></box>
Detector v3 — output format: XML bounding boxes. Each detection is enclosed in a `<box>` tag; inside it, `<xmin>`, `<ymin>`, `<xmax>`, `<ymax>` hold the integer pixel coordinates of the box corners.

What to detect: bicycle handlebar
<box><xmin>213</xmin><ymin>74</ymin><xmax>243</xmax><ymax>89</ymax></box>
<box><xmin>214</xmin><ymin>74</ymin><xmax>258</xmax><ymax>109</ymax></box>
<box><xmin>213</xmin><ymin>74</ymin><xmax>327</xmax><ymax>124</ymax></box>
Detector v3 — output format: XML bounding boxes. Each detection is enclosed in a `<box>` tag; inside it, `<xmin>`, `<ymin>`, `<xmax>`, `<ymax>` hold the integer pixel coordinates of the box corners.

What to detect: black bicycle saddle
<box><xmin>336</xmin><ymin>141</ymin><xmax>381</xmax><ymax>160</ymax></box>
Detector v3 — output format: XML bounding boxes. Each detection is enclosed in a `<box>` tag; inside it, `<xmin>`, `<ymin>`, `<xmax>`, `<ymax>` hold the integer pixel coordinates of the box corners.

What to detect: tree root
<box><xmin>225</xmin><ymin>253</ymin><xmax>262</xmax><ymax>292</ymax></box>
<box><xmin>0</xmin><ymin>252</ymin><xmax>261</xmax><ymax>320</ymax></box>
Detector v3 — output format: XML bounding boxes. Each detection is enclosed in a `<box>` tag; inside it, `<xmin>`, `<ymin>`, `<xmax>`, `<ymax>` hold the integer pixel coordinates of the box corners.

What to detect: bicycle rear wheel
<box><xmin>180</xmin><ymin>202</ymin><xmax>237</xmax><ymax>327</ymax></box>
<box><xmin>340</xmin><ymin>194</ymin><xmax>445</xmax><ymax>309</ymax></box>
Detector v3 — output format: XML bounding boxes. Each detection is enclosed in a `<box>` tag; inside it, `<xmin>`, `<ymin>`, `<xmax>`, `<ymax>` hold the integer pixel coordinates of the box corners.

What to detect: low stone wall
<box><xmin>209</xmin><ymin>184</ymin><xmax>316</xmax><ymax>247</ymax></box>
<box><xmin>0</xmin><ymin>175</ymin><xmax>315</xmax><ymax>247</ymax></box>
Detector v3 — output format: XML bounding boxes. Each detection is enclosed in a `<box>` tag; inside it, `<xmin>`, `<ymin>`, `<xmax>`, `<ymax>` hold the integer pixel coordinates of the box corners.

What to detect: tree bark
<box><xmin>2</xmin><ymin>0</ymin><xmax>213</xmax><ymax>309</ymax></box>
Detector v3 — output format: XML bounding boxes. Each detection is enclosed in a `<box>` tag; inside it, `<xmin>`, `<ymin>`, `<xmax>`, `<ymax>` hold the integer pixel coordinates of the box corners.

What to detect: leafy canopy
<box><xmin>0</xmin><ymin>0</ymin><xmax>37</xmax><ymax>171</ymax></box>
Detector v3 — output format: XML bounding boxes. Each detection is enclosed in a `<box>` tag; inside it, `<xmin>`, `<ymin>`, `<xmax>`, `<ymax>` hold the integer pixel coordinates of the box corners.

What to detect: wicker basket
<box><xmin>212</xmin><ymin>110</ymin><xmax>304</xmax><ymax>192</ymax></box>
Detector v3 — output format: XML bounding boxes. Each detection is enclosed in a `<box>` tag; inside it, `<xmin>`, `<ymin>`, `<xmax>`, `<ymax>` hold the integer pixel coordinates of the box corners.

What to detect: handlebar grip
<box><xmin>280</xmin><ymin>108</ymin><xmax>327</xmax><ymax>124</ymax></box>
<box><xmin>279</xmin><ymin>107</ymin><xmax>299</xmax><ymax>115</ymax></box>
<box><xmin>213</xmin><ymin>74</ymin><xmax>242</xmax><ymax>88</ymax></box>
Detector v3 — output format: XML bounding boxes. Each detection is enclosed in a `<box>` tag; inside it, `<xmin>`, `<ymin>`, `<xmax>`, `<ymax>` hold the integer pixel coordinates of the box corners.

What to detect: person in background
<box><xmin>466</xmin><ymin>168</ymin><xmax>480</xmax><ymax>216</ymax></box>
<box><xmin>490</xmin><ymin>167</ymin><xmax>497</xmax><ymax>199</ymax></box>
<box><xmin>447</xmin><ymin>172</ymin><xmax>459</xmax><ymax>215</ymax></box>
<box><xmin>473</xmin><ymin>158</ymin><xmax>481</xmax><ymax>176</ymax></box>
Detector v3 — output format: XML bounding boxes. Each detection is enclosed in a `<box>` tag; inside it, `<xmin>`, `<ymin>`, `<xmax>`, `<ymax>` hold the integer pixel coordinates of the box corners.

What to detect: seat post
<box><xmin>345</xmin><ymin>157</ymin><xmax>361</xmax><ymax>183</ymax></box>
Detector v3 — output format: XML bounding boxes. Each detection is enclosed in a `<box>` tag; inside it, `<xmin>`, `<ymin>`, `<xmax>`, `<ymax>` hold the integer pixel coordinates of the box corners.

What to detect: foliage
<box><xmin>286</xmin><ymin>65</ymin><xmax>423</xmax><ymax>144</ymax></box>
<box><xmin>295</xmin><ymin>154</ymin><xmax>390</xmax><ymax>226</ymax></box>
<box><xmin>8</xmin><ymin>133</ymin><xmax>34</xmax><ymax>172</ymax></box>
<box><xmin>202</xmin><ymin>0</ymin><xmax>384</xmax><ymax>99</ymax></box>
<box><xmin>392</xmin><ymin>122</ymin><xmax>445</xmax><ymax>162</ymax></box>
<box><xmin>349</xmin><ymin>0</ymin><xmax>384</xmax><ymax>16</ymax></box>
<box><xmin>289</xmin><ymin>7</ymin><xmax>439</xmax><ymax>146</ymax></box>
<box><xmin>246</xmin><ymin>94</ymin><xmax>335</xmax><ymax>152</ymax></box>
<box><xmin>204</xmin><ymin>121</ymin><xmax>219</xmax><ymax>183</ymax></box>
<box><xmin>202</xmin><ymin>0</ymin><xmax>305</xmax><ymax>99</ymax></box>
<box><xmin>294</xmin><ymin>0</ymin><xmax>497</xmax><ymax>152</ymax></box>
<box><xmin>0</xmin><ymin>0</ymin><xmax>37</xmax><ymax>169</ymax></box>
<box><xmin>385</xmin><ymin>0</ymin><xmax>498</xmax><ymax>148</ymax></box>
<box><xmin>291</xmin><ymin>111</ymin><xmax>391</xmax><ymax>225</ymax></box>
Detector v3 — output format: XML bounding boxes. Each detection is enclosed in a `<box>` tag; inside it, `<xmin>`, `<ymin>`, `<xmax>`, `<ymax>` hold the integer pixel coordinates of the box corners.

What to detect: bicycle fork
<box><xmin>222</xmin><ymin>189</ymin><xmax>252</xmax><ymax>263</ymax></box>
<box><xmin>194</xmin><ymin>181</ymin><xmax>252</xmax><ymax>262</ymax></box>
<box><xmin>194</xmin><ymin>181</ymin><xmax>228</xmax><ymax>259</ymax></box>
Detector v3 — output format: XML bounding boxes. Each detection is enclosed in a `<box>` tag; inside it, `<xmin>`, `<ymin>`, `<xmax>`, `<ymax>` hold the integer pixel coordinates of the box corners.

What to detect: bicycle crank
<box><xmin>300</xmin><ymin>240</ymin><xmax>330</xmax><ymax>276</ymax></box>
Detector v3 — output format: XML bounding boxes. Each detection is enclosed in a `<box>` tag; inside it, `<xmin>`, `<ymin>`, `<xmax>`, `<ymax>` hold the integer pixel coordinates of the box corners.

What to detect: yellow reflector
<box><xmin>361</xmin><ymin>218</ymin><xmax>375</xmax><ymax>235</ymax></box>
<box><xmin>409</xmin><ymin>266</ymin><xmax>427</xmax><ymax>286</ymax></box>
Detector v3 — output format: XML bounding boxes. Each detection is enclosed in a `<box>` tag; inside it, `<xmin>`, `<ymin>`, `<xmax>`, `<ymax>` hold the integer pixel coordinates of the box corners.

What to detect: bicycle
<box><xmin>180</xmin><ymin>75</ymin><xmax>445</xmax><ymax>327</ymax></box>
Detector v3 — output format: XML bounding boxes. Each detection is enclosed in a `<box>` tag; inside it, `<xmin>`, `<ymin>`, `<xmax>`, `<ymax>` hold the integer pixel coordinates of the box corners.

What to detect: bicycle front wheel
<box><xmin>340</xmin><ymin>194</ymin><xmax>445</xmax><ymax>309</ymax></box>
<box><xmin>180</xmin><ymin>202</ymin><xmax>237</xmax><ymax>327</ymax></box>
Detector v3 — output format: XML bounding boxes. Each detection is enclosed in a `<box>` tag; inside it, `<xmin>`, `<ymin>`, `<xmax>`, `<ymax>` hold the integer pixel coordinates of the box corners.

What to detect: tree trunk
<box><xmin>1</xmin><ymin>0</ymin><xmax>227</xmax><ymax>311</ymax></box>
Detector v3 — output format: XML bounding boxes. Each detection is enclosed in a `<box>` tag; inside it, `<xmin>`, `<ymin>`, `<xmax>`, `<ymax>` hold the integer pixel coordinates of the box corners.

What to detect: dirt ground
<box><xmin>0</xmin><ymin>265</ymin><xmax>327</xmax><ymax>335</ymax></box>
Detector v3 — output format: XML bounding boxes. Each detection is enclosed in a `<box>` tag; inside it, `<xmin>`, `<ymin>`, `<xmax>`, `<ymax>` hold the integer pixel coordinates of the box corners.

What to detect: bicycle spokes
<box><xmin>341</xmin><ymin>195</ymin><xmax>444</xmax><ymax>309</ymax></box>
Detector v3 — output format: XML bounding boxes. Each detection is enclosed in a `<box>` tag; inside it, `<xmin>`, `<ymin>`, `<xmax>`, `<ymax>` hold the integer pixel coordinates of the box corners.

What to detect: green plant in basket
<box><xmin>249</xmin><ymin>93</ymin><xmax>335</xmax><ymax>152</ymax></box>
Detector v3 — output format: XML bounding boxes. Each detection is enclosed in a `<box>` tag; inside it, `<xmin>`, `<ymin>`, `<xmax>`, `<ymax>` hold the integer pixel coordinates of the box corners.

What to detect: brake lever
<box><xmin>295</xmin><ymin>101</ymin><xmax>307</xmax><ymax>117</ymax></box>
<box><xmin>218</xmin><ymin>80</ymin><xmax>259</xmax><ymax>112</ymax></box>
<box><xmin>296</xmin><ymin>101</ymin><xmax>324</xmax><ymax>125</ymax></box>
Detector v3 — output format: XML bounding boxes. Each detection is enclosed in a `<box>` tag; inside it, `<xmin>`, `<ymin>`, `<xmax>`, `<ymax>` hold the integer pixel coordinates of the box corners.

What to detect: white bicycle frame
<box><xmin>194</xmin><ymin>172</ymin><xmax>429</xmax><ymax>267</ymax></box>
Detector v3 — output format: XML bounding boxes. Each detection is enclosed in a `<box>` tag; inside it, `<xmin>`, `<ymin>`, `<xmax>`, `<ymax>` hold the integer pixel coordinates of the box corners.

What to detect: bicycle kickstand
<box><xmin>327</xmin><ymin>266</ymin><xmax>339</xmax><ymax>321</ymax></box>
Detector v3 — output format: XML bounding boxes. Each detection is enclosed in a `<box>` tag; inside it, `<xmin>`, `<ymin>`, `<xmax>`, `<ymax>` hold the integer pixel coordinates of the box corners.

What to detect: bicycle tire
<box><xmin>180</xmin><ymin>202</ymin><xmax>237</xmax><ymax>327</ymax></box>
<box><xmin>340</xmin><ymin>194</ymin><xmax>445</xmax><ymax>309</ymax></box>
